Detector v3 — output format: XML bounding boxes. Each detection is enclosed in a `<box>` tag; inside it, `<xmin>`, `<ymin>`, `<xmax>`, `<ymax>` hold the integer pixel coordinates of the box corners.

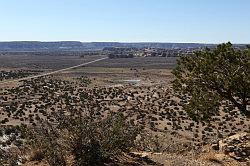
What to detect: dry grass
<box><xmin>198</xmin><ymin>152</ymin><xmax>247</xmax><ymax>166</ymax></box>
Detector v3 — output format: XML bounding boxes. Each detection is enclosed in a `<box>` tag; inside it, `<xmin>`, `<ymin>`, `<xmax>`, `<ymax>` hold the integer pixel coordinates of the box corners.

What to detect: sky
<box><xmin>0</xmin><ymin>0</ymin><xmax>249</xmax><ymax>43</ymax></box>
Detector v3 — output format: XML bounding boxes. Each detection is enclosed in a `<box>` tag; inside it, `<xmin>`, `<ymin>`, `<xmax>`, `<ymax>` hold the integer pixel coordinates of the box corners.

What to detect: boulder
<box><xmin>218</xmin><ymin>132</ymin><xmax>250</xmax><ymax>161</ymax></box>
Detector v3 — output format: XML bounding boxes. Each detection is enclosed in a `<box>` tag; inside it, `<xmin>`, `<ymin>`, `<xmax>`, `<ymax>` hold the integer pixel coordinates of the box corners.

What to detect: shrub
<box><xmin>29</xmin><ymin>121</ymin><xmax>68</xmax><ymax>166</ymax></box>
<box><xmin>30</xmin><ymin>112</ymin><xmax>139</xmax><ymax>166</ymax></box>
<box><xmin>60</xmin><ymin>112</ymin><xmax>139</xmax><ymax>166</ymax></box>
<box><xmin>76</xmin><ymin>76</ymin><xmax>92</xmax><ymax>85</ymax></box>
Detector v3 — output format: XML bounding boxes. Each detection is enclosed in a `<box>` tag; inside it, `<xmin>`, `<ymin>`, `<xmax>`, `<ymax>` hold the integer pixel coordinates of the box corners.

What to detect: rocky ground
<box><xmin>0</xmin><ymin>64</ymin><xmax>249</xmax><ymax>165</ymax></box>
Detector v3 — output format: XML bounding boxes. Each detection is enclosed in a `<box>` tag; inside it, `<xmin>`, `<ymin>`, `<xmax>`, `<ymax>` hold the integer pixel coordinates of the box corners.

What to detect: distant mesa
<box><xmin>0</xmin><ymin>41</ymin><xmax>215</xmax><ymax>52</ymax></box>
<box><xmin>0</xmin><ymin>41</ymin><xmax>246</xmax><ymax>52</ymax></box>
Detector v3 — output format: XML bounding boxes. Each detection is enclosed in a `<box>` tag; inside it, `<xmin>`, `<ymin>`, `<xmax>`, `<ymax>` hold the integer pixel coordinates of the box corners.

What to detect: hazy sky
<box><xmin>0</xmin><ymin>0</ymin><xmax>249</xmax><ymax>43</ymax></box>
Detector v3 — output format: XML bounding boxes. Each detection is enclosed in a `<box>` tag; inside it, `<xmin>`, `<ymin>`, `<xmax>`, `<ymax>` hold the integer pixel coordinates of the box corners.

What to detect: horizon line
<box><xmin>0</xmin><ymin>40</ymin><xmax>248</xmax><ymax>45</ymax></box>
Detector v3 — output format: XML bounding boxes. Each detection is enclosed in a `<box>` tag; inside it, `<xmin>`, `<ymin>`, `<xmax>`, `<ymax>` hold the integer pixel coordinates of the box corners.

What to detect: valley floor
<box><xmin>0</xmin><ymin>56</ymin><xmax>249</xmax><ymax>165</ymax></box>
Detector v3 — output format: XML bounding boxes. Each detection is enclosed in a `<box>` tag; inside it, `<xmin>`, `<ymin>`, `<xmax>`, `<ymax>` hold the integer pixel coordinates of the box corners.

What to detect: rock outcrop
<box><xmin>218</xmin><ymin>132</ymin><xmax>250</xmax><ymax>161</ymax></box>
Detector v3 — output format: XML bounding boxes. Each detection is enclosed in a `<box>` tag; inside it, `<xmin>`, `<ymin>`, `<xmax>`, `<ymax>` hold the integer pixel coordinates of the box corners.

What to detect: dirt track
<box><xmin>0</xmin><ymin>57</ymin><xmax>107</xmax><ymax>85</ymax></box>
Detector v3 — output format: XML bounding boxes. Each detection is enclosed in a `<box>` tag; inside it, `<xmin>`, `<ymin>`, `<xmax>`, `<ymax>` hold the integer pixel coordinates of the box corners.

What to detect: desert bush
<box><xmin>29</xmin><ymin>121</ymin><xmax>68</xmax><ymax>166</ymax></box>
<box><xmin>30</xmin><ymin>150</ymin><xmax>46</xmax><ymax>162</ymax></box>
<box><xmin>0</xmin><ymin>149</ymin><xmax>5</xmax><ymax>165</ymax></box>
<box><xmin>0</xmin><ymin>129</ymin><xmax>3</xmax><ymax>137</ymax></box>
<box><xmin>136</xmin><ymin>132</ymin><xmax>164</xmax><ymax>152</ymax></box>
<box><xmin>29</xmin><ymin>111</ymin><xmax>139</xmax><ymax>166</ymax></box>
<box><xmin>136</xmin><ymin>131</ymin><xmax>196</xmax><ymax>154</ymax></box>
<box><xmin>60</xmin><ymin>112</ymin><xmax>139</xmax><ymax>166</ymax></box>
<box><xmin>108</xmin><ymin>53</ymin><xmax>134</xmax><ymax>59</ymax></box>
<box><xmin>76</xmin><ymin>76</ymin><xmax>92</xmax><ymax>86</ymax></box>
<box><xmin>0</xmin><ymin>148</ymin><xmax>21</xmax><ymax>166</ymax></box>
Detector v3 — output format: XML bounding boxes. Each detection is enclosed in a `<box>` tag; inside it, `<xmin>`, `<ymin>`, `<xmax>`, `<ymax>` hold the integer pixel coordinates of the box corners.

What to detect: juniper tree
<box><xmin>172</xmin><ymin>42</ymin><xmax>250</xmax><ymax>121</ymax></box>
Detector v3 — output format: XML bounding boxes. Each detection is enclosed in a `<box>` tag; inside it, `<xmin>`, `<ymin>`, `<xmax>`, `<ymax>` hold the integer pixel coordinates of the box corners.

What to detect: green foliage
<box><xmin>172</xmin><ymin>42</ymin><xmax>250</xmax><ymax>121</ymax></box>
<box><xmin>60</xmin><ymin>112</ymin><xmax>138</xmax><ymax>166</ymax></box>
<box><xmin>108</xmin><ymin>53</ymin><xmax>134</xmax><ymax>59</ymax></box>
<box><xmin>30</xmin><ymin>121</ymin><xmax>68</xmax><ymax>166</ymax></box>
<box><xmin>30</xmin><ymin>111</ymin><xmax>139</xmax><ymax>166</ymax></box>
<box><xmin>76</xmin><ymin>76</ymin><xmax>92</xmax><ymax>86</ymax></box>
<box><xmin>0</xmin><ymin>149</ymin><xmax>5</xmax><ymax>165</ymax></box>
<box><xmin>0</xmin><ymin>149</ymin><xmax>20</xmax><ymax>166</ymax></box>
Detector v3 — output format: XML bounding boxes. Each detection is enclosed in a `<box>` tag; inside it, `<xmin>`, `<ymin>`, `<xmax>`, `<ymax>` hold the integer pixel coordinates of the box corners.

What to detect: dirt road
<box><xmin>0</xmin><ymin>57</ymin><xmax>107</xmax><ymax>85</ymax></box>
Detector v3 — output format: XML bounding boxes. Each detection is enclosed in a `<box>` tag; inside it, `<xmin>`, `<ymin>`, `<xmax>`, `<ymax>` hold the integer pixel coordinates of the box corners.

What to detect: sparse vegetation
<box><xmin>76</xmin><ymin>76</ymin><xmax>92</xmax><ymax>85</ymax></box>
<box><xmin>0</xmin><ymin>44</ymin><xmax>249</xmax><ymax>165</ymax></box>
<box><xmin>108</xmin><ymin>53</ymin><xmax>134</xmax><ymax>59</ymax></box>
<box><xmin>28</xmin><ymin>111</ymin><xmax>139</xmax><ymax>166</ymax></box>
